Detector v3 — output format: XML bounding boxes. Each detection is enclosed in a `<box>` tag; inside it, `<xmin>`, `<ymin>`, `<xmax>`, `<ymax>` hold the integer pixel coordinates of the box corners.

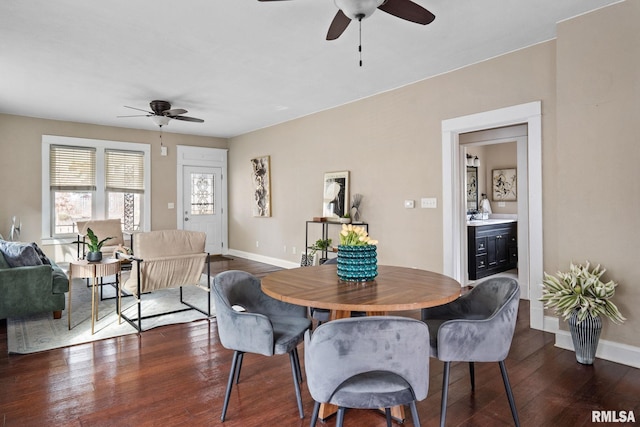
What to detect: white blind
<box><xmin>50</xmin><ymin>145</ymin><xmax>96</xmax><ymax>190</ymax></box>
<box><xmin>105</xmin><ymin>149</ymin><xmax>145</xmax><ymax>193</ymax></box>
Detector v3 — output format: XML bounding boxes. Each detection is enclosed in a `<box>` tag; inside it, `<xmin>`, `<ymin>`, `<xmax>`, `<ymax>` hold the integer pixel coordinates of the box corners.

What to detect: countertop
<box><xmin>467</xmin><ymin>219</ymin><xmax>517</xmax><ymax>227</ymax></box>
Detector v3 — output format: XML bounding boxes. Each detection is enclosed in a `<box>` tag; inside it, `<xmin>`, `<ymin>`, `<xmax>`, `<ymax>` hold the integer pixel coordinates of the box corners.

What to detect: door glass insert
<box><xmin>190</xmin><ymin>172</ymin><xmax>215</xmax><ymax>215</ymax></box>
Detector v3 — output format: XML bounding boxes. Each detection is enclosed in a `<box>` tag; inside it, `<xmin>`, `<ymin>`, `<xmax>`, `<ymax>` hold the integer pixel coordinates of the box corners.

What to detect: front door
<box><xmin>182</xmin><ymin>165</ymin><xmax>223</xmax><ymax>255</ymax></box>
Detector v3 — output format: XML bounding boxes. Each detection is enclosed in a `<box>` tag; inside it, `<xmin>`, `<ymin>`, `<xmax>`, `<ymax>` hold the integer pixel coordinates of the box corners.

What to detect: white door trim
<box><xmin>441</xmin><ymin>101</ymin><xmax>544</xmax><ymax>330</ymax></box>
<box><xmin>176</xmin><ymin>146</ymin><xmax>229</xmax><ymax>254</ymax></box>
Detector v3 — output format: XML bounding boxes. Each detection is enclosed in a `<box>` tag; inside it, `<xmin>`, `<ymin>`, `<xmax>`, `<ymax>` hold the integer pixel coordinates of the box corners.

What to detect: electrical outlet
<box><xmin>256</xmin><ymin>241</ymin><xmax>259</xmax><ymax>248</ymax></box>
<box><xmin>421</xmin><ymin>198</ymin><xmax>437</xmax><ymax>209</ymax></box>
<box><xmin>292</xmin><ymin>246</ymin><xmax>296</xmax><ymax>255</ymax></box>
<box><xmin>404</xmin><ymin>200</ymin><xmax>415</xmax><ymax>209</ymax></box>
<box><xmin>283</xmin><ymin>245</ymin><xmax>287</xmax><ymax>253</ymax></box>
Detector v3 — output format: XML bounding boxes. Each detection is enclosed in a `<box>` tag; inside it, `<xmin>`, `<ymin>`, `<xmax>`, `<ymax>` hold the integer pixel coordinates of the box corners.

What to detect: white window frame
<box><xmin>41</xmin><ymin>135</ymin><xmax>151</xmax><ymax>242</ymax></box>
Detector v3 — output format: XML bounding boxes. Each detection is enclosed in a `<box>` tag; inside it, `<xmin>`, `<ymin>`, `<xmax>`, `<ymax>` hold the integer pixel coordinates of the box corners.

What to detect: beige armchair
<box><xmin>120</xmin><ymin>229</ymin><xmax>211</xmax><ymax>332</ymax></box>
<box><xmin>76</xmin><ymin>219</ymin><xmax>132</xmax><ymax>259</ymax></box>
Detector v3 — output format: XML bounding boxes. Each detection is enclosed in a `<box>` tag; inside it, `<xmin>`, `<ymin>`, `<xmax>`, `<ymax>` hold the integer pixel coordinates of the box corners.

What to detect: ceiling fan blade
<box><xmin>326</xmin><ymin>10</ymin><xmax>351</xmax><ymax>40</ymax></box>
<box><xmin>163</xmin><ymin>108</ymin><xmax>188</xmax><ymax>116</ymax></box>
<box><xmin>378</xmin><ymin>0</ymin><xmax>435</xmax><ymax>25</ymax></box>
<box><xmin>124</xmin><ymin>105</ymin><xmax>154</xmax><ymax>114</ymax></box>
<box><xmin>170</xmin><ymin>115</ymin><xmax>204</xmax><ymax>123</ymax></box>
<box><xmin>117</xmin><ymin>114</ymin><xmax>152</xmax><ymax>118</ymax></box>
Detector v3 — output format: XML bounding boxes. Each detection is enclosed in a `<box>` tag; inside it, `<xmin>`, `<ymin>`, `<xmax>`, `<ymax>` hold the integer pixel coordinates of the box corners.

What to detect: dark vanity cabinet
<box><xmin>468</xmin><ymin>221</ymin><xmax>517</xmax><ymax>280</ymax></box>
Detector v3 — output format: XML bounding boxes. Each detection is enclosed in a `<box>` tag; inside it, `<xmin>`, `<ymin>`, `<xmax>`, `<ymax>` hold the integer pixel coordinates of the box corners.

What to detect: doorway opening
<box><xmin>441</xmin><ymin>101</ymin><xmax>544</xmax><ymax>330</ymax></box>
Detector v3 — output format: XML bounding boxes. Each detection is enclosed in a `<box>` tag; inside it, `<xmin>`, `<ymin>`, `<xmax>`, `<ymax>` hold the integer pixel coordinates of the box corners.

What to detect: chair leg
<box><xmin>234</xmin><ymin>352</ymin><xmax>244</xmax><ymax>384</ymax></box>
<box><xmin>469</xmin><ymin>361</ymin><xmax>475</xmax><ymax>392</ymax></box>
<box><xmin>385</xmin><ymin>408</ymin><xmax>392</xmax><ymax>427</ymax></box>
<box><xmin>336</xmin><ymin>407</ymin><xmax>346</xmax><ymax>427</ymax></box>
<box><xmin>409</xmin><ymin>401</ymin><xmax>421</xmax><ymax>427</ymax></box>
<box><xmin>221</xmin><ymin>350</ymin><xmax>242</xmax><ymax>421</ymax></box>
<box><xmin>293</xmin><ymin>347</ymin><xmax>303</xmax><ymax>383</ymax></box>
<box><xmin>440</xmin><ymin>361</ymin><xmax>451</xmax><ymax>427</ymax></box>
<box><xmin>499</xmin><ymin>361</ymin><xmax>520</xmax><ymax>427</ymax></box>
<box><xmin>289</xmin><ymin>350</ymin><xmax>304</xmax><ymax>418</ymax></box>
<box><xmin>310</xmin><ymin>401</ymin><xmax>320</xmax><ymax>427</ymax></box>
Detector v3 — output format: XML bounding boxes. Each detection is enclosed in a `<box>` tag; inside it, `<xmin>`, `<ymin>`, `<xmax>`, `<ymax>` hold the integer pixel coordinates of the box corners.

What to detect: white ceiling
<box><xmin>0</xmin><ymin>0</ymin><xmax>620</xmax><ymax>138</ymax></box>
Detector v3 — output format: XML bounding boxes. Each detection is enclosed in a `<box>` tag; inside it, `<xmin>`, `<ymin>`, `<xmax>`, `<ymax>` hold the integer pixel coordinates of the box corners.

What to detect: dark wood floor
<box><xmin>1</xmin><ymin>257</ymin><xmax>639</xmax><ymax>427</ymax></box>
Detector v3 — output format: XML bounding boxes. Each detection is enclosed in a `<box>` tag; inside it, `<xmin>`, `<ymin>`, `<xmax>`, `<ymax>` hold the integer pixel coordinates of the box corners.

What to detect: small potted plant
<box><xmin>309</xmin><ymin>238</ymin><xmax>332</xmax><ymax>264</ymax></box>
<box><xmin>82</xmin><ymin>228</ymin><xmax>115</xmax><ymax>262</ymax></box>
<box><xmin>540</xmin><ymin>261</ymin><xmax>625</xmax><ymax>364</ymax></box>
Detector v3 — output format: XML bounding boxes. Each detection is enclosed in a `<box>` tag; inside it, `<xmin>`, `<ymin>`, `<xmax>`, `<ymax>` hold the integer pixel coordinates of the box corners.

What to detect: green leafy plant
<box><xmin>339</xmin><ymin>224</ymin><xmax>378</xmax><ymax>246</ymax></box>
<box><xmin>309</xmin><ymin>238</ymin><xmax>332</xmax><ymax>257</ymax></box>
<box><xmin>83</xmin><ymin>227</ymin><xmax>115</xmax><ymax>253</ymax></box>
<box><xmin>540</xmin><ymin>261</ymin><xmax>625</xmax><ymax>324</ymax></box>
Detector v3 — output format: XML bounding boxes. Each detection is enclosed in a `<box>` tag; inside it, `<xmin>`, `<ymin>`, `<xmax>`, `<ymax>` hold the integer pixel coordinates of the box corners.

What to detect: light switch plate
<box><xmin>421</xmin><ymin>198</ymin><xmax>437</xmax><ymax>208</ymax></box>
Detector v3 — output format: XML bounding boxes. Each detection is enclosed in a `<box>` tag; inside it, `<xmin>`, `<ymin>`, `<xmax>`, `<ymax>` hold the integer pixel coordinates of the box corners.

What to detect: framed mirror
<box><xmin>466</xmin><ymin>166</ymin><xmax>478</xmax><ymax>212</ymax></box>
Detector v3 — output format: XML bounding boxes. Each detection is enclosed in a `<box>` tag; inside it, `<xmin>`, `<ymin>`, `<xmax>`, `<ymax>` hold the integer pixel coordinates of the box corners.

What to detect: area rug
<box><xmin>6</xmin><ymin>273</ymin><xmax>215</xmax><ymax>354</ymax></box>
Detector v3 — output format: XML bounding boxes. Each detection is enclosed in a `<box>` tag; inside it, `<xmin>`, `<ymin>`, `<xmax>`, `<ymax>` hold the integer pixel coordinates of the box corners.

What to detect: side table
<box><xmin>68</xmin><ymin>258</ymin><xmax>121</xmax><ymax>334</ymax></box>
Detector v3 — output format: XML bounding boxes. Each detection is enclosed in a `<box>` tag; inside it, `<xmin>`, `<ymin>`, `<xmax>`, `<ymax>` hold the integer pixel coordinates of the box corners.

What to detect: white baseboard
<box><xmin>542</xmin><ymin>315</ymin><xmax>640</xmax><ymax>369</ymax></box>
<box><xmin>554</xmin><ymin>331</ymin><xmax>640</xmax><ymax>369</ymax></box>
<box><xmin>227</xmin><ymin>249</ymin><xmax>299</xmax><ymax>270</ymax></box>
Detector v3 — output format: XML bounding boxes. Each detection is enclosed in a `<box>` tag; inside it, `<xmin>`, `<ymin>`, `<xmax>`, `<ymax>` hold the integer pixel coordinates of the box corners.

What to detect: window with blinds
<box><xmin>105</xmin><ymin>149</ymin><xmax>145</xmax><ymax>193</ymax></box>
<box><xmin>49</xmin><ymin>145</ymin><xmax>96</xmax><ymax>190</ymax></box>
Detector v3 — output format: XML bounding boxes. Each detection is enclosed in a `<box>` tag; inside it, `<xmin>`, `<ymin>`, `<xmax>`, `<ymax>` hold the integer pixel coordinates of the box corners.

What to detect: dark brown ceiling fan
<box><xmin>118</xmin><ymin>100</ymin><xmax>204</xmax><ymax>127</ymax></box>
<box><xmin>259</xmin><ymin>0</ymin><xmax>435</xmax><ymax>40</ymax></box>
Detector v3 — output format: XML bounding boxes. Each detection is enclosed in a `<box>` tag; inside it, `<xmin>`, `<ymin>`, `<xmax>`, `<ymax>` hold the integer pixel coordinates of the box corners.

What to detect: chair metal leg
<box><xmin>499</xmin><ymin>360</ymin><xmax>520</xmax><ymax>427</ymax></box>
<box><xmin>310</xmin><ymin>401</ymin><xmax>320</xmax><ymax>427</ymax></box>
<box><xmin>293</xmin><ymin>347</ymin><xmax>303</xmax><ymax>383</ymax></box>
<box><xmin>289</xmin><ymin>350</ymin><xmax>304</xmax><ymax>418</ymax></box>
<box><xmin>469</xmin><ymin>361</ymin><xmax>475</xmax><ymax>391</ymax></box>
<box><xmin>440</xmin><ymin>361</ymin><xmax>451</xmax><ymax>427</ymax></box>
<box><xmin>234</xmin><ymin>352</ymin><xmax>244</xmax><ymax>384</ymax></box>
<box><xmin>221</xmin><ymin>351</ymin><xmax>242</xmax><ymax>421</ymax></box>
<box><xmin>409</xmin><ymin>401</ymin><xmax>421</xmax><ymax>427</ymax></box>
<box><xmin>385</xmin><ymin>408</ymin><xmax>392</xmax><ymax>427</ymax></box>
<box><xmin>336</xmin><ymin>407</ymin><xmax>346</xmax><ymax>427</ymax></box>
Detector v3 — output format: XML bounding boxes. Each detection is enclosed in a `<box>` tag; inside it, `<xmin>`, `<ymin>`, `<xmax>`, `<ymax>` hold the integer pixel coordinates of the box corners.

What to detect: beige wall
<box><xmin>553</xmin><ymin>0</ymin><xmax>639</xmax><ymax>344</ymax></box>
<box><xmin>228</xmin><ymin>2</ymin><xmax>638</xmax><ymax>347</ymax></box>
<box><xmin>0</xmin><ymin>114</ymin><xmax>227</xmax><ymax>258</ymax></box>
<box><xmin>229</xmin><ymin>40</ymin><xmax>556</xmax><ymax>271</ymax></box>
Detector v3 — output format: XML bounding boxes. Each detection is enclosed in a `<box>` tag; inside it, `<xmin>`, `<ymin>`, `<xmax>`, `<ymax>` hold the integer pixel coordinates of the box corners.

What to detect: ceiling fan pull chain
<box><xmin>358</xmin><ymin>15</ymin><xmax>363</xmax><ymax>67</ymax></box>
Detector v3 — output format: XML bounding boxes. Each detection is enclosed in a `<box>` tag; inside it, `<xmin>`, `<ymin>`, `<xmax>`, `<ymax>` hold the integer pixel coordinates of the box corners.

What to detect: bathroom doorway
<box><xmin>441</xmin><ymin>101</ymin><xmax>543</xmax><ymax>329</ymax></box>
<box><xmin>460</xmin><ymin>125</ymin><xmax>526</xmax><ymax>287</ymax></box>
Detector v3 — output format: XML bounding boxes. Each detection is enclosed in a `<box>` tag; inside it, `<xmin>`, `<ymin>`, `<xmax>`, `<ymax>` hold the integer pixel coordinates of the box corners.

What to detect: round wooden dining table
<box><xmin>261</xmin><ymin>264</ymin><xmax>462</xmax><ymax>320</ymax></box>
<box><xmin>261</xmin><ymin>264</ymin><xmax>462</xmax><ymax>422</ymax></box>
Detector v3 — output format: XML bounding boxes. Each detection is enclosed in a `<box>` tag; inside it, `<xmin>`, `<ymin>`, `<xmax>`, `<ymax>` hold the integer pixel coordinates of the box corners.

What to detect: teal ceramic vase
<box><xmin>336</xmin><ymin>245</ymin><xmax>378</xmax><ymax>282</ymax></box>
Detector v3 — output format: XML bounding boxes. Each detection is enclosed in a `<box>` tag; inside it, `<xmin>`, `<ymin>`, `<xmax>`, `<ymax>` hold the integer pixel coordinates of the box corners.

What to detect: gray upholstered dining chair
<box><xmin>305</xmin><ymin>316</ymin><xmax>430</xmax><ymax>427</ymax></box>
<box><xmin>421</xmin><ymin>277</ymin><xmax>521</xmax><ymax>427</ymax></box>
<box><xmin>212</xmin><ymin>270</ymin><xmax>311</xmax><ymax>421</ymax></box>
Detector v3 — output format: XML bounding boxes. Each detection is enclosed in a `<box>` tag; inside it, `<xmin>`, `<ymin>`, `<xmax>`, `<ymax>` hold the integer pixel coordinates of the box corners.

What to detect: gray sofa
<box><xmin>0</xmin><ymin>240</ymin><xmax>69</xmax><ymax>320</ymax></box>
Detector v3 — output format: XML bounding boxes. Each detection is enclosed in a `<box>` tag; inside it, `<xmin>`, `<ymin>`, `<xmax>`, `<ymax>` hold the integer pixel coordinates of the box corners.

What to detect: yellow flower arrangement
<box><xmin>339</xmin><ymin>224</ymin><xmax>378</xmax><ymax>246</ymax></box>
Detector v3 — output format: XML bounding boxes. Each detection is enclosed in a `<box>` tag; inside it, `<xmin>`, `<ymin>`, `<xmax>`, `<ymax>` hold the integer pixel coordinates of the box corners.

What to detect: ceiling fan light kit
<box><xmin>334</xmin><ymin>0</ymin><xmax>385</xmax><ymax>20</ymax></box>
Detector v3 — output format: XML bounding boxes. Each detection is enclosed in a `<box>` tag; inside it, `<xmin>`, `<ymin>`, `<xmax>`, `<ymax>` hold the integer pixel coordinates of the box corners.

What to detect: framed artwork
<box><xmin>466</xmin><ymin>166</ymin><xmax>478</xmax><ymax>211</ymax></box>
<box><xmin>250</xmin><ymin>155</ymin><xmax>271</xmax><ymax>217</ymax></box>
<box><xmin>492</xmin><ymin>168</ymin><xmax>517</xmax><ymax>201</ymax></box>
<box><xmin>322</xmin><ymin>171</ymin><xmax>349</xmax><ymax>219</ymax></box>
